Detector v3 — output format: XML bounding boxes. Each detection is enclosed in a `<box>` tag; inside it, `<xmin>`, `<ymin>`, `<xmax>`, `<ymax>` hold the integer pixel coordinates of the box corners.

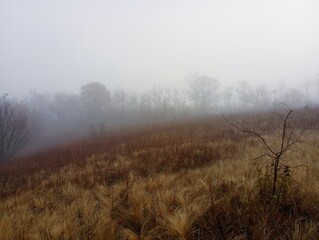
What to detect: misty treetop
<box><xmin>80</xmin><ymin>82</ymin><xmax>112</xmax><ymax>110</ymax></box>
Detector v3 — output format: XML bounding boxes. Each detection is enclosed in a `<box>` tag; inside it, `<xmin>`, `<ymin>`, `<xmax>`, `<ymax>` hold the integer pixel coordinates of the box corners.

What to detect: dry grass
<box><xmin>0</xmin><ymin>112</ymin><xmax>318</xmax><ymax>239</ymax></box>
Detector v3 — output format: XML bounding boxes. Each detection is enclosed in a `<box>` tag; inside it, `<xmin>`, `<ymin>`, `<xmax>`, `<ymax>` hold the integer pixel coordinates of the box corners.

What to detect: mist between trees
<box><xmin>3</xmin><ymin>73</ymin><xmax>319</xmax><ymax>156</ymax></box>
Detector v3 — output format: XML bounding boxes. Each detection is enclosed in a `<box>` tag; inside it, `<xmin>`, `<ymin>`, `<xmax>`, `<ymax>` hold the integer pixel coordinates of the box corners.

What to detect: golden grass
<box><xmin>0</xmin><ymin>113</ymin><xmax>318</xmax><ymax>239</ymax></box>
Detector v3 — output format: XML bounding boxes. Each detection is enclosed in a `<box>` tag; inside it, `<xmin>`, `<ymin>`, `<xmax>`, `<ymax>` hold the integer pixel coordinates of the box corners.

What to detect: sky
<box><xmin>1</xmin><ymin>0</ymin><xmax>319</xmax><ymax>98</ymax></box>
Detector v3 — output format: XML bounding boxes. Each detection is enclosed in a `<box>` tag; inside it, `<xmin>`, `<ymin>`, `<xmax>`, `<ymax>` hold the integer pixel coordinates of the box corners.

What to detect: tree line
<box><xmin>1</xmin><ymin>74</ymin><xmax>319</xmax><ymax>162</ymax></box>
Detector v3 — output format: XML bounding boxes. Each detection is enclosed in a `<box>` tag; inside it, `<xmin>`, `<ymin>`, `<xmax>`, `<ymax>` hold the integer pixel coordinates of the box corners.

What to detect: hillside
<box><xmin>0</xmin><ymin>112</ymin><xmax>319</xmax><ymax>240</ymax></box>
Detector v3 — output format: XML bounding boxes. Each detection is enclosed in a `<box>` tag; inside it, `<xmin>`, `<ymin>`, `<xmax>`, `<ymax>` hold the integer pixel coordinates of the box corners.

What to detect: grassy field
<box><xmin>0</xmin><ymin>110</ymin><xmax>319</xmax><ymax>239</ymax></box>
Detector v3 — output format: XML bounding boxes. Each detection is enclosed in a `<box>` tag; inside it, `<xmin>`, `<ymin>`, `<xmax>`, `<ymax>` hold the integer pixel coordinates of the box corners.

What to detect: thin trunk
<box><xmin>272</xmin><ymin>156</ymin><xmax>280</xmax><ymax>196</ymax></box>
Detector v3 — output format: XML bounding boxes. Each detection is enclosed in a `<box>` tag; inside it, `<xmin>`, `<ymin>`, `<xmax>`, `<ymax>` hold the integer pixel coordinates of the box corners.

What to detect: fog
<box><xmin>1</xmin><ymin>0</ymin><xmax>319</xmax><ymax>98</ymax></box>
<box><xmin>1</xmin><ymin>1</ymin><xmax>319</xmax><ymax>153</ymax></box>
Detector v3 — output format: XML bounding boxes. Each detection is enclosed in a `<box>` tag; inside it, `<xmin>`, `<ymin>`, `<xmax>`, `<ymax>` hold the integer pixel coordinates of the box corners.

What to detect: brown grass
<box><xmin>0</xmin><ymin>112</ymin><xmax>318</xmax><ymax>239</ymax></box>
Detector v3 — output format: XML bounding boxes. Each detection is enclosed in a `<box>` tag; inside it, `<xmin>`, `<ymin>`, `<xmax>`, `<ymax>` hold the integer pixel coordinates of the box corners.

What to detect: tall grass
<box><xmin>0</xmin><ymin>110</ymin><xmax>318</xmax><ymax>239</ymax></box>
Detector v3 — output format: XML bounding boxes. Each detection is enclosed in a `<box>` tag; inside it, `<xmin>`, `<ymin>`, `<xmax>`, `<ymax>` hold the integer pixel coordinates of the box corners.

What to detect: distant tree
<box><xmin>112</xmin><ymin>89</ymin><xmax>128</xmax><ymax>111</ymax></box>
<box><xmin>222</xmin><ymin>87</ymin><xmax>234</xmax><ymax>110</ymax></box>
<box><xmin>149</xmin><ymin>86</ymin><xmax>175</xmax><ymax>116</ymax></box>
<box><xmin>170</xmin><ymin>88</ymin><xmax>182</xmax><ymax>110</ymax></box>
<box><xmin>0</xmin><ymin>95</ymin><xmax>29</xmax><ymax>163</ymax></box>
<box><xmin>253</xmin><ymin>85</ymin><xmax>271</xmax><ymax>110</ymax></box>
<box><xmin>282</xmin><ymin>88</ymin><xmax>306</xmax><ymax>108</ymax></box>
<box><xmin>80</xmin><ymin>82</ymin><xmax>111</xmax><ymax>118</ymax></box>
<box><xmin>150</xmin><ymin>86</ymin><xmax>165</xmax><ymax>109</ymax></box>
<box><xmin>236</xmin><ymin>81</ymin><xmax>253</xmax><ymax>110</ymax></box>
<box><xmin>25</xmin><ymin>89</ymin><xmax>52</xmax><ymax>118</ymax></box>
<box><xmin>149</xmin><ymin>86</ymin><xmax>175</xmax><ymax>112</ymax></box>
<box><xmin>126</xmin><ymin>91</ymin><xmax>139</xmax><ymax>111</ymax></box>
<box><xmin>299</xmin><ymin>79</ymin><xmax>315</xmax><ymax>108</ymax></box>
<box><xmin>139</xmin><ymin>91</ymin><xmax>152</xmax><ymax>112</ymax></box>
<box><xmin>186</xmin><ymin>73</ymin><xmax>220</xmax><ymax>109</ymax></box>
<box><xmin>50</xmin><ymin>92</ymin><xmax>81</xmax><ymax>120</ymax></box>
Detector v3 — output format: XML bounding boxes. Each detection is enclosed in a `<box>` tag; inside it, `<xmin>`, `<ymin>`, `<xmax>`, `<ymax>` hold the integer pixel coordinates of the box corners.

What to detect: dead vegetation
<box><xmin>0</xmin><ymin>110</ymin><xmax>319</xmax><ymax>239</ymax></box>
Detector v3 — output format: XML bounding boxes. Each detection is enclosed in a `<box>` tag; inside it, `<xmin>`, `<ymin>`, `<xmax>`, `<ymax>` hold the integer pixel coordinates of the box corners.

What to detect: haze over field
<box><xmin>2</xmin><ymin>2</ymin><xmax>319</xmax><ymax>239</ymax></box>
<box><xmin>1</xmin><ymin>0</ymin><xmax>319</xmax><ymax>98</ymax></box>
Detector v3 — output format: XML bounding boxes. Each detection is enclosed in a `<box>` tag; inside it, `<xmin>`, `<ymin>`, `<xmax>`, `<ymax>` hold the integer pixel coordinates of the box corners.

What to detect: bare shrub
<box><xmin>223</xmin><ymin>106</ymin><xmax>302</xmax><ymax>201</ymax></box>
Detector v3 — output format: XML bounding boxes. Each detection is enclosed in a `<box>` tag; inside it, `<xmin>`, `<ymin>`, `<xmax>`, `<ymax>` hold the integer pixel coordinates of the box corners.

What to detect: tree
<box><xmin>223</xmin><ymin>106</ymin><xmax>302</xmax><ymax>200</ymax></box>
<box><xmin>80</xmin><ymin>82</ymin><xmax>111</xmax><ymax>119</ymax></box>
<box><xmin>186</xmin><ymin>73</ymin><xmax>220</xmax><ymax>110</ymax></box>
<box><xmin>112</xmin><ymin>89</ymin><xmax>128</xmax><ymax>111</ymax></box>
<box><xmin>25</xmin><ymin>89</ymin><xmax>52</xmax><ymax>119</ymax></box>
<box><xmin>282</xmin><ymin>88</ymin><xmax>306</xmax><ymax>108</ymax></box>
<box><xmin>0</xmin><ymin>95</ymin><xmax>29</xmax><ymax>163</ymax></box>
<box><xmin>50</xmin><ymin>92</ymin><xmax>81</xmax><ymax>121</ymax></box>
<box><xmin>236</xmin><ymin>80</ymin><xmax>253</xmax><ymax>110</ymax></box>
<box><xmin>222</xmin><ymin>87</ymin><xmax>234</xmax><ymax>111</ymax></box>
<box><xmin>253</xmin><ymin>85</ymin><xmax>271</xmax><ymax>110</ymax></box>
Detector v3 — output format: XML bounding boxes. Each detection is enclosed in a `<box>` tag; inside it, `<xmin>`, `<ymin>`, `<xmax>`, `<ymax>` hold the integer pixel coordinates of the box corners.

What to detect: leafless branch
<box><xmin>222</xmin><ymin>107</ymin><xmax>303</xmax><ymax>198</ymax></box>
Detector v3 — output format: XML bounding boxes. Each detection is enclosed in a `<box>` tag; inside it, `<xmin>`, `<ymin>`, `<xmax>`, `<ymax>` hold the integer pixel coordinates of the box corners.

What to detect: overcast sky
<box><xmin>1</xmin><ymin>0</ymin><xmax>319</xmax><ymax>98</ymax></box>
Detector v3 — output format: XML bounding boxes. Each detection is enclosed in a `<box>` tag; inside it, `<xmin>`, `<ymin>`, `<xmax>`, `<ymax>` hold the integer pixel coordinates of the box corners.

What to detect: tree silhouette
<box><xmin>80</xmin><ymin>82</ymin><xmax>111</xmax><ymax>119</ymax></box>
<box><xmin>186</xmin><ymin>73</ymin><xmax>220</xmax><ymax>110</ymax></box>
<box><xmin>223</xmin><ymin>106</ymin><xmax>302</xmax><ymax>199</ymax></box>
<box><xmin>0</xmin><ymin>95</ymin><xmax>29</xmax><ymax>163</ymax></box>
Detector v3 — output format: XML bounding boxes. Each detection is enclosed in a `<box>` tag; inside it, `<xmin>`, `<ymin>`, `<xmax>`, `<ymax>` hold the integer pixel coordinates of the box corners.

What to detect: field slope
<box><xmin>0</xmin><ymin>114</ymin><xmax>319</xmax><ymax>240</ymax></box>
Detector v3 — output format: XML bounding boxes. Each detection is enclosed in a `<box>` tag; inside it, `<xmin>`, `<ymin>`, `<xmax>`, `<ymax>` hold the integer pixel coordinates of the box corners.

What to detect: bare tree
<box><xmin>236</xmin><ymin>80</ymin><xmax>253</xmax><ymax>110</ymax></box>
<box><xmin>149</xmin><ymin>86</ymin><xmax>175</xmax><ymax>113</ymax></box>
<box><xmin>222</xmin><ymin>87</ymin><xmax>234</xmax><ymax>111</ymax></box>
<box><xmin>253</xmin><ymin>85</ymin><xmax>271</xmax><ymax>110</ymax></box>
<box><xmin>186</xmin><ymin>73</ymin><xmax>220</xmax><ymax>110</ymax></box>
<box><xmin>113</xmin><ymin>89</ymin><xmax>128</xmax><ymax>111</ymax></box>
<box><xmin>126</xmin><ymin>91</ymin><xmax>138</xmax><ymax>111</ymax></box>
<box><xmin>0</xmin><ymin>95</ymin><xmax>29</xmax><ymax>163</ymax></box>
<box><xmin>282</xmin><ymin>88</ymin><xmax>306</xmax><ymax>108</ymax></box>
<box><xmin>223</xmin><ymin>106</ymin><xmax>302</xmax><ymax>199</ymax></box>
